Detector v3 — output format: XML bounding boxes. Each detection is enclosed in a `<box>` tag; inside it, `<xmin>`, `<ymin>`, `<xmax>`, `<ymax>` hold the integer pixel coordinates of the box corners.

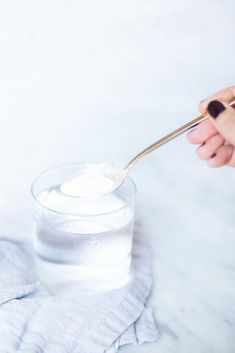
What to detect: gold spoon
<box><xmin>62</xmin><ymin>97</ymin><xmax>235</xmax><ymax>197</ymax></box>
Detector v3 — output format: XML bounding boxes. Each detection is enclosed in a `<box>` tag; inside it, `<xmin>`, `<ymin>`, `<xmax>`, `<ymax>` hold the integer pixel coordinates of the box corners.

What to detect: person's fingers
<box><xmin>227</xmin><ymin>148</ymin><xmax>235</xmax><ymax>167</ymax></box>
<box><xmin>206</xmin><ymin>100</ymin><xmax>235</xmax><ymax>146</ymax></box>
<box><xmin>196</xmin><ymin>134</ymin><xmax>224</xmax><ymax>160</ymax></box>
<box><xmin>207</xmin><ymin>145</ymin><xmax>234</xmax><ymax>168</ymax></box>
<box><xmin>187</xmin><ymin>119</ymin><xmax>217</xmax><ymax>145</ymax></box>
<box><xmin>191</xmin><ymin>87</ymin><xmax>235</xmax><ymax>168</ymax></box>
<box><xmin>199</xmin><ymin>86</ymin><xmax>235</xmax><ymax>114</ymax></box>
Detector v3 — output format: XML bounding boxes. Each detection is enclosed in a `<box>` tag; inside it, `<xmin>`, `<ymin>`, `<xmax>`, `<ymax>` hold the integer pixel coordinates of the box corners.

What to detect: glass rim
<box><xmin>31</xmin><ymin>163</ymin><xmax>137</xmax><ymax>217</ymax></box>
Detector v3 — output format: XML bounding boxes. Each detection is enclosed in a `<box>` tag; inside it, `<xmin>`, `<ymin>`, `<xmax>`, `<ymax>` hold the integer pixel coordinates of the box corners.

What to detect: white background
<box><xmin>0</xmin><ymin>1</ymin><xmax>235</xmax><ymax>352</ymax></box>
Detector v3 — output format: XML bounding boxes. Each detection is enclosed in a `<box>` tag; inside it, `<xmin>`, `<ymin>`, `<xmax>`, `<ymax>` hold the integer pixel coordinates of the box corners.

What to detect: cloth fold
<box><xmin>0</xmin><ymin>229</ymin><xmax>158</xmax><ymax>353</ymax></box>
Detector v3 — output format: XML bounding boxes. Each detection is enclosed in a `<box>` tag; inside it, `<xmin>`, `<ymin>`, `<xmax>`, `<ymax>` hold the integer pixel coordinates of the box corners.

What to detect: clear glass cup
<box><xmin>31</xmin><ymin>164</ymin><xmax>136</xmax><ymax>295</ymax></box>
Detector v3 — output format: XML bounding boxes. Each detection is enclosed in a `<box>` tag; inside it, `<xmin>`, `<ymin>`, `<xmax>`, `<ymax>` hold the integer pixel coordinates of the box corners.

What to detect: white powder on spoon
<box><xmin>60</xmin><ymin>163</ymin><xmax>126</xmax><ymax>198</ymax></box>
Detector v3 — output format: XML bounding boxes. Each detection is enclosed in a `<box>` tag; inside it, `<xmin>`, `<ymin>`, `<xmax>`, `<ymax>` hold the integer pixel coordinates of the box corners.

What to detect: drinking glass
<box><xmin>31</xmin><ymin>164</ymin><xmax>136</xmax><ymax>295</ymax></box>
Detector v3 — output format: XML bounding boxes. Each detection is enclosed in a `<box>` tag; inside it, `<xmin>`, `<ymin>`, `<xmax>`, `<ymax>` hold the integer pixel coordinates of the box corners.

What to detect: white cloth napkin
<box><xmin>0</xmin><ymin>229</ymin><xmax>158</xmax><ymax>353</ymax></box>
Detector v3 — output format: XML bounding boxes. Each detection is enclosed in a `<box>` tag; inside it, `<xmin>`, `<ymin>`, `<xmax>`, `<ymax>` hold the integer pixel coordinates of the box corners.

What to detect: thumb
<box><xmin>207</xmin><ymin>100</ymin><xmax>235</xmax><ymax>146</ymax></box>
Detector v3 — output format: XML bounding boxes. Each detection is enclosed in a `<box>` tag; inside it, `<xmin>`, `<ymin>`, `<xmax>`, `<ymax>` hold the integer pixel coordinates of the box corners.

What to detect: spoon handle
<box><xmin>126</xmin><ymin>97</ymin><xmax>235</xmax><ymax>171</ymax></box>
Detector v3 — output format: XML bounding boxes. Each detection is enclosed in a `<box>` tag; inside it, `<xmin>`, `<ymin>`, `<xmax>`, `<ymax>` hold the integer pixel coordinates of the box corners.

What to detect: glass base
<box><xmin>36</xmin><ymin>255</ymin><xmax>131</xmax><ymax>296</ymax></box>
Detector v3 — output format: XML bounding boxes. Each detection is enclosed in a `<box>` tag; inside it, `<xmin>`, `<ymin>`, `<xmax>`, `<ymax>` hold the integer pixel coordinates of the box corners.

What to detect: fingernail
<box><xmin>190</xmin><ymin>123</ymin><xmax>199</xmax><ymax>129</ymax></box>
<box><xmin>200</xmin><ymin>99</ymin><xmax>205</xmax><ymax>104</ymax></box>
<box><xmin>207</xmin><ymin>100</ymin><xmax>225</xmax><ymax>119</ymax></box>
<box><xmin>210</xmin><ymin>153</ymin><xmax>216</xmax><ymax>159</ymax></box>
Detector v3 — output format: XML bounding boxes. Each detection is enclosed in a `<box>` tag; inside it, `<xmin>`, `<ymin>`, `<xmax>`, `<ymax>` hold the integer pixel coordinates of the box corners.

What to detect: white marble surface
<box><xmin>0</xmin><ymin>1</ymin><xmax>235</xmax><ymax>352</ymax></box>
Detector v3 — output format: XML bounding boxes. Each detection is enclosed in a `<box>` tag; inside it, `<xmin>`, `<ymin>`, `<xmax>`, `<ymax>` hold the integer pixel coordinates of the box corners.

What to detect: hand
<box><xmin>188</xmin><ymin>86</ymin><xmax>235</xmax><ymax>168</ymax></box>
